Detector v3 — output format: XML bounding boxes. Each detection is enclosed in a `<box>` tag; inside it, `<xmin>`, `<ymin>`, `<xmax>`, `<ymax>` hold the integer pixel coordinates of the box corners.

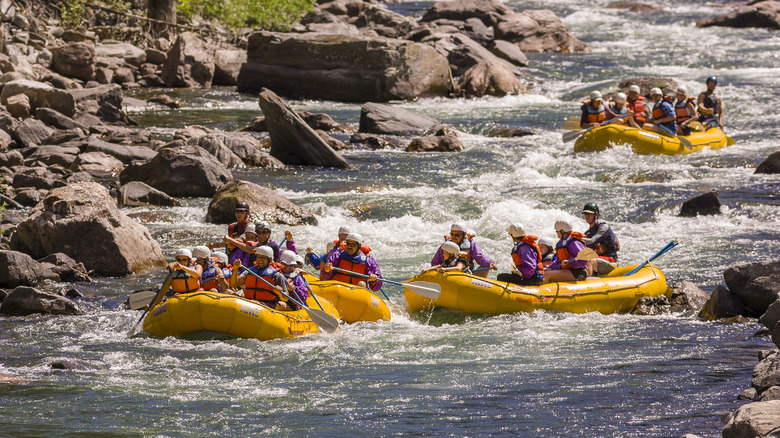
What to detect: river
<box><xmin>2</xmin><ymin>0</ymin><xmax>780</xmax><ymax>436</ymax></box>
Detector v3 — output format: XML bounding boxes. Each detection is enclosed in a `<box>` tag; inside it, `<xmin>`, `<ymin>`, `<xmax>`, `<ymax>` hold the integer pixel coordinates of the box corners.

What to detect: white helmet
<box><xmin>538</xmin><ymin>237</ymin><xmax>556</xmax><ymax>248</ymax></box>
<box><xmin>255</xmin><ymin>245</ymin><xmax>274</xmax><ymax>259</ymax></box>
<box><xmin>589</xmin><ymin>91</ymin><xmax>603</xmax><ymax>101</ymax></box>
<box><xmin>508</xmin><ymin>224</ymin><xmax>525</xmax><ymax>238</ymax></box>
<box><xmin>450</xmin><ymin>223</ymin><xmax>466</xmax><ymax>233</ymax></box>
<box><xmin>192</xmin><ymin>245</ymin><xmax>210</xmax><ymax>259</ymax></box>
<box><xmin>338</xmin><ymin>226</ymin><xmax>351</xmax><ymax>235</ymax></box>
<box><xmin>174</xmin><ymin>248</ymin><xmax>192</xmax><ymax>259</ymax></box>
<box><xmin>345</xmin><ymin>233</ymin><xmax>363</xmax><ymax>245</ymax></box>
<box><xmin>326</xmin><ymin>241</ymin><xmax>335</xmax><ymax>252</ymax></box>
<box><xmin>676</xmin><ymin>85</ymin><xmax>688</xmax><ymax>95</ymax></box>
<box><xmin>244</xmin><ymin>223</ymin><xmax>256</xmax><ymax>235</ymax></box>
<box><xmin>466</xmin><ymin>228</ymin><xmax>476</xmax><ymax>236</ymax></box>
<box><xmin>650</xmin><ymin>87</ymin><xmax>663</xmax><ymax>96</ymax></box>
<box><xmin>628</xmin><ymin>84</ymin><xmax>641</xmax><ymax>93</ymax></box>
<box><xmin>441</xmin><ymin>241</ymin><xmax>460</xmax><ymax>256</ymax></box>
<box><xmin>214</xmin><ymin>251</ymin><xmax>228</xmax><ymax>264</ymax></box>
<box><xmin>614</xmin><ymin>92</ymin><xmax>627</xmax><ymax>104</ymax></box>
<box><xmin>255</xmin><ymin>221</ymin><xmax>271</xmax><ymax>233</ymax></box>
<box><xmin>280</xmin><ymin>250</ymin><xmax>297</xmax><ymax>266</ymax></box>
<box><xmin>554</xmin><ymin>220</ymin><xmax>573</xmax><ymax>233</ymax></box>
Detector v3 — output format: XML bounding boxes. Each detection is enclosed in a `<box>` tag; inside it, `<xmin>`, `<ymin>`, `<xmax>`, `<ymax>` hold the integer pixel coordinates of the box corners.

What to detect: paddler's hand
<box><xmin>284</xmin><ymin>230</ymin><xmax>293</xmax><ymax>241</ymax></box>
<box><xmin>306</xmin><ymin>247</ymin><xmax>314</xmax><ymax>254</ymax></box>
<box><xmin>233</xmin><ymin>260</ymin><xmax>242</xmax><ymax>269</ymax></box>
<box><xmin>368</xmin><ymin>274</ymin><xmax>378</xmax><ymax>282</ymax></box>
<box><xmin>489</xmin><ymin>263</ymin><xmax>498</xmax><ymax>271</ymax></box>
<box><xmin>324</xmin><ymin>263</ymin><xmax>332</xmax><ymax>273</ymax></box>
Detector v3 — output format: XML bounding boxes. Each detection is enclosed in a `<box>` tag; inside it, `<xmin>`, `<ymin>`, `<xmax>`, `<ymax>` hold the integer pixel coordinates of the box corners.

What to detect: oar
<box><xmin>239</xmin><ymin>266</ymin><xmax>339</xmax><ymax>333</ymax></box>
<box><xmin>624</xmin><ymin>240</ymin><xmax>679</xmax><ymax>277</ymax></box>
<box><xmin>128</xmin><ymin>290</ymin><xmax>158</xmax><ymax>310</ymax></box>
<box><xmin>656</xmin><ymin>123</ymin><xmax>693</xmax><ymax>150</ymax></box>
<box><xmin>562</xmin><ymin>113</ymin><xmax>629</xmax><ymax>143</ymax></box>
<box><xmin>128</xmin><ymin>269</ymin><xmax>175</xmax><ymax>336</ymax></box>
<box><xmin>330</xmin><ymin>267</ymin><xmax>441</xmax><ymax>299</ymax></box>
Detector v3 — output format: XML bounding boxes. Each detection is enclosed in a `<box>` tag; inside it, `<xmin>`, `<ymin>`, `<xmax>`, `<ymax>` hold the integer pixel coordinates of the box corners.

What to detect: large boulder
<box><xmin>0</xmin><ymin>286</ymin><xmax>81</xmax><ymax>316</ymax></box>
<box><xmin>0</xmin><ymin>250</ymin><xmax>59</xmax><ymax>288</ymax></box>
<box><xmin>95</xmin><ymin>41</ymin><xmax>147</xmax><ymax>67</ymax></box>
<box><xmin>761</xmin><ymin>298</ymin><xmax>780</xmax><ymax>332</ymax></box>
<box><xmin>753</xmin><ymin>353</ymin><xmax>780</xmax><ymax>394</ymax></box>
<box><xmin>78</xmin><ymin>136</ymin><xmax>157</xmax><ymax>164</ymax></box>
<box><xmin>161</xmin><ymin>32</ymin><xmax>215</xmax><ymax>87</ymax></box>
<box><xmin>237</xmin><ymin>32</ymin><xmax>451</xmax><ymax>102</ymax></box>
<box><xmin>679</xmin><ymin>191</ymin><xmax>721</xmax><ymax>217</ymax></box>
<box><xmin>421</xmin><ymin>0</ymin><xmax>513</xmax><ymax>27</ymax></box>
<box><xmin>359</xmin><ymin>102</ymin><xmax>445</xmax><ymax>135</ymax></box>
<box><xmin>206</xmin><ymin>180</ymin><xmax>318</xmax><ymax>226</ymax></box>
<box><xmin>0</xmin><ymin>79</ymin><xmax>77</xmax><ymax>117</ymax></box>
<box><xmin>118</xmin><ymin>181</ymin><xmax>179</xmax><ymax>208</ymax></box>
<box><xmin>37</xmin><ymin>253</ymin><xmax>92</xmax><ymax>283</ymax></box>
<box><xmin>258</xmin><ymin>88</ymin><xmax>352</xmax><ymax>169</ymax></box>
<box><xmin>724</xmin><ymin>260</ymin><xmax>780</xmax><ymax>316</ymax></box>
<box><xmin>69</xmin><ymin>151</ymin><xmax>125</xmax><ymax>172</ymax></box>
<box><xmin>407</xmin><ymin>133</ymin><xmax>464</xmax><ymax>152</ymax></box>
<box><xmin>699</xmin><ymin>284</ymin><xmax>745</xmax><ymax>320</ymax></box>
<box><xmin>119</xmin><ymin>145</ymin><xmax>233</xmax><ymax>197</ymax></box>
<box><xmin>756</xmin><ymin>150</ymin><xmax>780</xmax><ymax>174</ymax></box>
<box><xmin>177</xmin><ymin>125</ymin><xmax>283</xmax><ymax>168</ymax></box>
<box><xmin>425</xmin><ymin>32</ymin><xmax>521</xmax><ymax>77</ymax></box>
<box><xmin>9</xmin><ymin>182</ymin><xmax>165</xmax><ymax>276</ymax></box>
<box><xmin>668</xmin><ymin>281</ymin><xmax>709</xmax><ymax>315</ymax></box>
<box><xmin>459</xmin><ymin>59</ymin><xmax>524</xmax><ymax>97</ymax></box>
<box><xmin>13</xmin><ymin>118</ymin><xmax>53</xmax><ymax>148</ymax></box>
<box><xmin>213</xmin><ymin>49</ymin><xmax>246</xmax><ymax>86</ymax></box>
<box><xmin>50</xmin><ymin>41</ymin><xmax>96</xmax><ymax>81</ymax></box>
<box><xmin>722</xmin><ymin>400</ymin><xmax>780</xmax><ymax>438</ymax></box>
<box><xmin>494</xmin><ymin>9</ymin><xmax>587</xmax><ymax>53</ymax></box>
<box><xmin>697</xmin><ymin>0</ymin><xmax>780</xmax><ymax>29</ymax></box>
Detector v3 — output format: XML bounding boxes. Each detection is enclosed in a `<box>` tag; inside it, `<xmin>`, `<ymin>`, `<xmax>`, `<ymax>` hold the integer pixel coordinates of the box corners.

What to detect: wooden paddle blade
<box><xmin>562</xmin><ymin>129</ymin><xmax>584</xmax><ymax>143</ymax></box>
<box><xmin>128</xmin><ymin>290</ymin><xmax>157</xmax><ymax>310</ymax></box>
<box><xmin>726</xmin><ymin>136</ymin><xmax>736</xmax><ymax>146</ymax></box>
<box><xmin>562</xmin><ymin>120</ymin><xmax>582</xmax><ymax>130</ymax></box>
<box><xmin>679</xmin><ymin>136</ymin><xmax>694</xmax><ymax>150</ymax></box>
<box><xmin>307</xmin><ymin>308</ymin><xmax>339</xmax><ymax>333</ymax></box>
<box><xmin>575</xmin><ymin>248</ymin><xmax>599</xmax><ymax>261</ymax></box>
<box><xmin>402</xmin><ymin>281</ymin><xmax>441</xmax><ymax>299</ymax></box>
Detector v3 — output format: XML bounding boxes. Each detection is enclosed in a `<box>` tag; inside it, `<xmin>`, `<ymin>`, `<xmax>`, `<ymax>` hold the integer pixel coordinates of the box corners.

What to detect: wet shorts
<box><xmin>570</xmin><ymin>268</ymin><xmax>588</xmax><ymax>281</ymax></box>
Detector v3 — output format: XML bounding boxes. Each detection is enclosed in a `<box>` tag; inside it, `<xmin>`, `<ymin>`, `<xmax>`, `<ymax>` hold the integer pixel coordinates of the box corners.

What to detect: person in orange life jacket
<box><xmin>208</xmin><ymin>201</ymin><xmax>251</xmax><ymax>264</ymax></box>
<box><xmin>231</xmin><ymin>245</ymin><xmax>291</xmax><ymax>310</ymax></box>
<box><xmin>626</xmin><ymin>85</ymin><xmax>648</xmax><ymax>128</ymax></box>
<box><xmin>431</xmin><ymin>223</ymin><xmax>496</xmax><ymax>278</ymax></box>
<box><xmin>168</xmin><ymin>248</ymin><xmax>203</xmax><ymax>296</ymax></box>
<box><xmin>305</xmin><ymin>241</ymin><xmax>335</xmax><ymax>270</ymax></box>
<box><xmin>496</xmin><ymin>224</ymin><xmax>544</xmax><ymax>286</ymax></box>
<box><xmin>194</xmin><ymin>246</ymin><xmax>229</xmax><ymax>292</ymax></box>
<box><xmin>543</xmin><ymin>220</ymin><xmax>592</xmax><ymax>283</ymax></box>
<box><xmin>321</xmin><ymin>233</ymin><xmax>383</xmax><ymax>291</ymax></box>
<box><xmin>580</xmin><ymin>91</ymin><xmax>607</xmax><ymax>129</ymax></box>
<box><xmin>697</xmin><ymin>76</ymin><xmax>724</xmax><ymax>128</ymax></box>
<box><xmin>422</xmin><ymin>241</ymin><xmax>468</xmax><ymax>274</ymax></box>
<box><xmin>674</xmin><ymin>85</ymin><xmax>698</xmax><ymax>135</ymax></box>
<box><xmin>278</xmin><ymin>250</ymin><xmax>309</xmax><ymax>310</ymax></box>
<box><xmin>643</xmin><ymin>88</ymin><xmax>677</xmax><ymax>136</ymax></box>
<box><xmin>537</xmin><ymin>237</ymin><xmax>557</xmax><ymax>267</ymax></box>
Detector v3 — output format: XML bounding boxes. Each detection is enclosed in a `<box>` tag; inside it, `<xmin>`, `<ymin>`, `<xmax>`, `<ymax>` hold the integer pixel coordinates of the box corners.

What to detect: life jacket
<box><xmin>609</xmin><ymin>104</ymin><xmax>628</xmax><ymax>116</ymax></box>
<box><xmin>675</xmin><ymin>97</ymin><xmax>695</xmax><ymax>124</ymax></box>
<box><xmin>333</xmin><ymin>251</ymin><xmax>369</xmax><ymax>285</ymax></box>
<box><xmin>511</xmin><ymin>235</ymin><xmax>544</xmax><ymax>280</ymax></box>
<box><xmin>555</xmin><ymin>232</ymin><xmax>586</xmax><ymax>270</ymax></box>
<box><xmin>226</xmin><ymin>220</ymin><xmax>250</xmax><ymax>255</ymax></box>
<box><xmin>441</xmin><ymin>254</ymin><xmax>467</xmax><ymax>270</ymax></box>
<box><xmin>652</xmin><ymin>98</ymin><xmax>677</xmax><ymax>132</ymax></box>
<box><xmin>583</xmin><ymin>103</ymin><xmax>606</xmax><ymax>124</ymax></box>
<box><xmin>454</xmin><ymin>239</ymin><xmax>474</xmax><ymax>270</ymax></box>
<box><xmin>282</xmin><ymin>271</ymin><xmax>309</xmax><ymax>309</ymax></box>
<box><xmin>627</xmin><ymin>95</ymin><xmax>646</xmax><ymax>124</ymax></box>
<box><xmin>702</xmin><ymin>91</ymin><xmax>720</xmax><ymax>115</ymax></box>
<box><xmin>170</xmin><ymin>267</ymin><xmax>200</xmax><ymax>294</ymax></box>
<box><xmin>200</xmin><ymin>261</ymin><xmax>221</xmax><ymax>291</ymax></box>
<box><xmin>584</xmin><ymin>222</ymin><xmax>620</xmax><ymax>261</ymax></box>
<box><xmin>244</xmin><ymin>265</ymin><xmax>280</xmax><ymax>302</ymax></box>
<box><xmin>332</xmin><ymin>240</ymin><xmax>372</xmax><ymax>256</ymax></box>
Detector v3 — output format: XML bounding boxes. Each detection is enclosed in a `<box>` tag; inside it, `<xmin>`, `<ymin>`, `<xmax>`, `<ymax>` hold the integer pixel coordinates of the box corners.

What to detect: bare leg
<box><xmin>473</xmin><ymin>269</ymin><xmax>489</xmax><ymax>278</ymax></box>
<box><xmin>543</xmin><ymin>269</ymin><xmax>576</xmax><ymax>284</ymax></box>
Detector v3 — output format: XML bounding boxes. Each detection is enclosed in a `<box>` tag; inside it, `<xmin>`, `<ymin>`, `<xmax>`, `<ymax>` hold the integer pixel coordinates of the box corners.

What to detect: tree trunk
<box><xmin>147</xmin><ymin>0</ymin><xmax>177</xmax><ymax>39</ymax></box>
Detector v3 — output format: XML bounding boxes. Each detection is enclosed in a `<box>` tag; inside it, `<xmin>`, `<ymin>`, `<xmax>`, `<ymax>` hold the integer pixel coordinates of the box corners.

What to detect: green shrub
<box><xmin>178</xmin><ymin>0</ymin><xmax>316</xmax><ymax>31</ymax></box>
<box><xmin>61</xmin><ymin>0</ymin><xmax>87</xmax><ymax>29</ymax></box>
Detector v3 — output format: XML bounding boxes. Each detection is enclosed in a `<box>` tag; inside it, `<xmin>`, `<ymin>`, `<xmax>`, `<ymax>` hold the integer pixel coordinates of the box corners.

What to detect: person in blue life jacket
<box><xmin>496</xmin><ymin>224</ymin><xmax>544</xmax><ymax>286</ymax></box>
<box><xmin>279</xmin><ymin>250</ymin><xmax>309</xmax><ymax>310</ymax></box>
<box><xmin>537</xmin><ymin>237</ymin><xmax>557</xmax><ymax>267</ymax></box>
<box><xmin>422</xmin><ymin>241</ymin><xmax>468</xmax><ymax>274</ymax></box>
<box><xmin>581</xmin><ymin>203</ymin><xmax>620</xmax><ymax>276</ymax></box>
<box><xmin>321</xmin><ymin>233</ymin><xmax>383</xmax><ymax>292</ymax></box>
<box><xmin>543</xmin><ymin>220</ymin><xmax>593</xmax><ymax>283</ymax></box>
<box><xmin>192</xmin><ymin>246</ymin><xmax>229</xmax><ymax>292</ymax></box>
<box><xmin>231</xmin><ymin>245</ymin><xmax>291</xmax><ymax>310</ymax></box>
<box><xmin>643</xmin><ymin>87</ymin><xmax>677</xmax><ymax>136</ymax></box>
<box><xmin>305</xmin><ymin>241</ymin><xmax>335</xmax><ymax>270</ymax></box>
<box><xmin>580</xmin><ymin>91</ymin><xmax>607</xmax><ymax>129</ymax></box>
<box><xmin>674</xmin><ymin>85</ymin><xmax>698</xmax><ymax>135</ymax></box>
<box><xmin>605</xmin><ymin>93</ymin><xmax>636</xmax><ymax>127</ymax></box>
<box><xmin>697</xmin><ymin>76</ymin><xmax>724</xmax><ymax>128</ymax></box>
<box><xmin>212</xmin><ymin>250</ymin><xmax>235</xmax><ymax>293</ymax></box>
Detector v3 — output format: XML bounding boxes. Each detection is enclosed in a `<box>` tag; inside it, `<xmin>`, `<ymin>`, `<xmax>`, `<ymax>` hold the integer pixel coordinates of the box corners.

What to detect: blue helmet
<box><xmin>706</xmin><ymin>76</ymin><xmax>718</xmax><ymax>84</ymax></box>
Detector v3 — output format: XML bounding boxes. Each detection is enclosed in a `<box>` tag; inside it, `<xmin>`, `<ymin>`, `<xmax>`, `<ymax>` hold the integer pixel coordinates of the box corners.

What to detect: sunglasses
<box><xmin>175</xmin><ymin>257</ymin><xmax>189</xmax><ymax>263</ymax></box>
<box><xmin>257</xmin><ymin>230</ymin><xmax>271</xmax><ymax>234</ymax></box>
<box><xmin>346</xmin><ymin>242</ymin><xmax>359</xmax><ymax>248</ymax></box>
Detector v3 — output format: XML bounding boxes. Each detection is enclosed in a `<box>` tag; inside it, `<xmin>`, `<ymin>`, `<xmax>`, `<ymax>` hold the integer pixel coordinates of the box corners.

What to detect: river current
<box><xmin>2</xmin><ymin>0</ymin><xmax>780</xmax><ymax>436</ymax></box>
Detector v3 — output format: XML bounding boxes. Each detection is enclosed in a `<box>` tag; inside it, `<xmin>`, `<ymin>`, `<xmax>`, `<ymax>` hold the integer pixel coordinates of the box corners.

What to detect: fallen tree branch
<box><xmin>85</xmin><ymin>3</ymin><xmax>240</xmax><ymax>38</ymax></box>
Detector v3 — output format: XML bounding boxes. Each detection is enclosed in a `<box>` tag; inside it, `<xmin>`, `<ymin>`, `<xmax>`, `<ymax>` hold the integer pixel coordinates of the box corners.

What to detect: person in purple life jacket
<box><xmin>431</xmin><ymin>223</ymin><xmax>496</xmax><ymax>278</ymax></box>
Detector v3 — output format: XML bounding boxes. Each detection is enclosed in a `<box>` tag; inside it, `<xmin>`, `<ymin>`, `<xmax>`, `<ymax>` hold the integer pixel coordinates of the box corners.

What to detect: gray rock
<box><xmin>722</xmin><ymin>400</ymin><xmax>780</xmax><ymax>438</ymax></box>
<box><xmin>607</xmin><ymin>2</ymin><xmax>663</xmax><ymax>12</ymax></box>
<box><xmin>753</xmin><ymin>353</ymin><xmax>780</xmax><ymax>394</ymax></box>
<box><xmin>679</xmin><ymin>190</ymin><xmax>721</xmax><ymax>217</ymax></box>
<box><xmin>0</xmin><ymin>129</ymin><xmax>13</xmax><ymax>151</ymax></box>
<box><xmin>37</xmin><ymin>253</ymin><xmax>91</xmax><ymax>282</ymax></box>
<box><xmin>459</xmin><ymin>58</ymin><xmax>524</xmax><ymax>97</ymax></box>
<box><xmin>161</xmin><ymin>32</ymin><xmax>215</xmax><ymax>87</ymax></box>
<box><xmin>739</xmin><ymin>387</ymin><xmax>758</xmax><ymax>401</ymax></box>
<box><xmin>5</xmin><ymin>93</ymin><xmax>30</xmax><ymax>118</ymax></box>
<box><xmin>697</xmin><ymin>0</ymin><xmax>780</xmax><ymax>29</ymax></box>
<box><xmin>95</xmin><ymin>42</ymin><xmax>146</xmax><ymax>67</ymax></box>
<box><xmin>118</xmin><ymin>181</ymin><xmax>180</xmax><ymax>208</ymax></box>
<box><xmin>630</xmin><ymin>294</ymin><xmax>670</xmax><ymax>316</ymax></box>
<box><xmin>78</xmin><ymin>136</ymin><xmax>156</xmax><ymax>164</ymax></box>
<box><xmin>0</xmin><ymin>250</ymin><xmax>60</xmax><ymax>288</ymax></box>
<box><xmin>699</xmin><ymin>284</ymin><xmax>745</xmax><ymax>320</ymax></box>
<box><xmin>0</xmin><ymin>79</ymin><xmax>77</xmax><ymax>117</ymax></box>
<box><xmin>12</xmin><ymin>188</ymin><xmax>44</xmax><ymax>207</ymax></box>
<box><xmin>94</xmin><ymin>66</ymin><xmax>113</xmax><ymax>85</ymax></box>
<box><xmin>42</xmin><ymin>129</ymin><xmax>84</xmax><ymax>146</ymax></box>
<box><xmin>184</xmin><ymin>134</ymin><xmax>244</xmax><ymax>168</ymax></box>
<box><xmin>758</xmin><ymin>386</ymin><xmax>780</xmax><ymax>401</ymax></box>
<box><xmin>421</xmin><ymin>0</ymin><xmax>513</xmax><ymax>27</ymax></box>
<box><xmin>34</xmin><ymin>107</ymin><xmax>86</xmax><ymax>131</ymax></box>
<box><xmin>359</xmin><ymin>102</ymin><xmax>445</xmax><ymax>136</ymax></box>
<box><xmin>0</xmin><ymin>286</ymin><xmax>81</xmax><ymax>316</ymax></box>
<box><xmin>619</xmin><ymin>77</ymin><xmax>680</xmax><ymax>98</ymax></box>
<box><xmin>213</xmin><ymin>49</ymin><xmax>246</xmax><ymax>86</ymax></box>
<box><xmin>13</xmin><ymin>118</ymin><xmax>54</xmax><ymax>148</ymax></box>
<box><xmin>119</xmin><ymin>145</ymin><xmax>233</xmax><ymax>197</ymax></box>
<box><xmin>762</xmin><ymin>299</ymin><xmax>780</xmax><ymax>332</ymax></box>
<box><xmin>259</xmin><ymin>88</ymin><xmax>352</xmax><ymax>169</ymax></box>
<box><xmin>494</xmin><ymin>9</ymin><xmax>587</xmax><ymax>52</ymax></box>
<box><xmin>490</xmin><ymin>39</ymin><xmax>529</xmax><ymax>67</ymax></box>
<box><xmin>668</xmin><ymin>281</ymin><xmax>710</xmax><ymax>315</ymax></box>
<box><xmin>25</xmin><ymin>145</ymin><xmax>80</xmax><ymax>168</ymax></box>
<box><xmin>756</xmin><ymin>150</ymin><xmax>780</xmax><ymax>174</ymax></box>
<box><xmin>349</xmin><ymin>133</ymin><xmax>403</xmax><ymax>150</ymax></box>
<box><xmin>407</xmin><ymin>133</ymin><xmax>464</xmax><ymax>152</ymax></box>
<box><xmin>9</xmin><ymin>182</ymin><xmax>166</xmax><ymax>276</ymax></box>
<box><xmin>145</xmin><ymin>48</ymin><xmax>167</xmax><ymax>65</ymax></box>
<box><xmin>237</xmin><ymin>31</ymin><xmax>451</xmax><ymax>102</ymax></box>
<box><xmin>206</xmin><ymin>180</ymin><xmax>317</xmax><ymax>226</ymax></box>
<box><xmin>725</xmin><ymin>260</ymin><xmax>780</xmax><ymax>316</ymax></box>
<box><xmin>69</xmin><ymin>151</ymin><xmax>124</xmax><ymax>172</ymax></box>
<box><xmin>50</xmin><ymin>41</ymin><xmax>95</xmax><ymax>81</ymax></box>
<box><xmin>112</xmin><ymin>67</ymin><xmax>135</xmax><ymax>84</ymax></box>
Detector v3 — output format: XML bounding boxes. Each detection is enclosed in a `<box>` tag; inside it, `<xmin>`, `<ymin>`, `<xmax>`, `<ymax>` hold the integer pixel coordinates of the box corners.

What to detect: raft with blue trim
<box><xmin>303</xmin><ymin>272</ymin><xmax>391</xmax><ymax>323</ymax></box>
<box><xmin>404</xmin><ymin>264</ymin><xmax>668</xmax><ymax>315</ymax></box>
<box><xmin>573</xmin><ymin>124</ymin><xmax>734</xmax><ymax>155</ymax></box>
<box><xmin>142</xmin><ymin>291</ymin><xmax>340</xmax><ymax>340</ymax></box>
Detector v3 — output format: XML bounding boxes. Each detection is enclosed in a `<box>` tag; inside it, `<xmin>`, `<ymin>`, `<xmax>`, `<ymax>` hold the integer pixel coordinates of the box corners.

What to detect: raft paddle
<box><xmin>128</xmin><ymin>290</ymin><xmax>158</xmax><ymax>310</ymax></box>
<box><xmin>562</xmin><ymin>114</ymin><xmax>629</xmax><ymax>143</ymax></box>
<box><xmin>239</xmin><ymin>266</ymin><xmax>339</xmax><ymax>334</ymax></box>
<box><xmin>128</xmin><ymin>269</ymin><xmax>175</xmax><ymax>336</ymax></box>
<box><xmin>330</xmin><ymin>267</ymin><xmax>442</xmax><ymax>299</ymax></box>
<box><xmin>624</xmin><ymin>240</ymin><xmax>679</xmax><ymax>277</ymax></box>
<box><xmin>655</xmin><ymin>123</ymin><xmax>693</xmax><ymax>150</ymax></box>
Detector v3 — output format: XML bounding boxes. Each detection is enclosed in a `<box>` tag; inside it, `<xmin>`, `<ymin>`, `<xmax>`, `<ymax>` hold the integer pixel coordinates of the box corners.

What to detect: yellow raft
<box><xmin>304</xmin><ymin>272</ymin><xmax>391</xmax><ymax>323</ymax></box>
<box><xmin>142</xmin><ymin>291</ymin><xmax>340</xmax><ymax>340</ymax></box>
<box><xmin>573</xmin><ymin>124</ymin><xmax>734</xmax><ymax>155</ymax></box>
<box><xmin>405</xmin><ymin>264</ymin><xmax>668</xmax><ymax>315</ymax></box>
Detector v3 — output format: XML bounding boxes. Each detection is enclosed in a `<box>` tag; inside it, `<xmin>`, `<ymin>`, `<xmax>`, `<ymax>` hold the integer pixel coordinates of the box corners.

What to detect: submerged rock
<box><xmin>0</xmin><ymin>286</ymin><xmax>81</xmax><ymax>316</ymax></box>
<box><xmin>755</xmin><ymin>150</ymin><xmax>780</xmax><ymax>174</ymax></box>
<box><xmin>359</xmin><ymin>102</ymin><xmax>445</xmax><ymax>136</ymax></box>
<box><xmin>699</xmin><ymin>284</ymin><xmax>745</xmax><ymax>320</ymax></box>
<box><xmin>679</xmin><ymin>191</ymin><xmax>721</xmax><ymax>217</ymax></box>
<box><xmin>407</xmin><ymin>133</ymin><xmax>464</xmax><ymax>152</ymax></box>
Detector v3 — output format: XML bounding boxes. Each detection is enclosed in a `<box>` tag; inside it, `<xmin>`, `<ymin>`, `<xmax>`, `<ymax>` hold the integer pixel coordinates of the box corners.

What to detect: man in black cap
<box><xmin>209</xmin><ymin>201</ymin><xmax>252</xmax><ymax>264</ymax></box>
<box><xmin>581</xmin><ymin>203</ymin><xmax>620</xmax><ymax>274</ymax></box>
